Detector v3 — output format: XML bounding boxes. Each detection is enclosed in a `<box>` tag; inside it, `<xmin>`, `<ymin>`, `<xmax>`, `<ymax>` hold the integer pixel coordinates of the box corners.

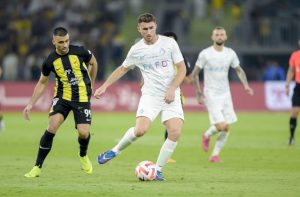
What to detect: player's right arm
<box><xmin>192</xmin><ymin>66</ymin><xmax>205</xmax><ymax>105</ymax></box>
<box><xmin>94</xmin><ymin>65</ymin><xmax>130</xmax><ymax>99</ymax></box>
<box><xmin>23</xmin><ymin>74</ymin><xmax>49</xmax><ymax>120</ymax></box>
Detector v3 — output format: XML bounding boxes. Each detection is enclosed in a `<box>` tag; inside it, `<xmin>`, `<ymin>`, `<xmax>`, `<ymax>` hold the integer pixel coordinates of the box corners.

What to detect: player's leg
<box><xmin>289</xmin><ymin>107</ymin><xmax>299</xmax><ymax>145</ymax></box>
<box><xmin>155</xmin><ymin>97</ymin><xmax>183</xmax><ymax>181</ymax></box>
<box><xmin>77</xmin><ymin>124</ymin><xmax>93</xmax><ymax>174</ymax></box>
<box><xmin>73</xmin><ymin>102</ymin><xmax>93</xmax><ymax>173</ymax></box>
<box><xmin>25</xmin><ymin>113</ymin><xmax>65</xmax><ymax>177</ymax></box>
<box><xmin>289</xmin><ymin>87</ymin><xmax>300</xmax><ymax>145</ymax></box>
<box><xmin>165</xmin><ymin>93</ymin><xmax>185</xmax><ymax>164</ymax></box>
<box><xmin>98</xmin><ymin>94</ymin><xmax>159</xmax><ymax>164</ymax></box>
<box><xmin>209</xmin><ymin>122</ymin><xmax>229</xmax><ymax>163</ymax></box>
<box><xmin>98</xmin><ymin>117</ymin><xmax>152</xmax><ymax>164</ymax></box>
<box><xmin>25</xmin><ymin>98</ymin><xmax>69</xmax><ymax>178</ymax></box>
<box><xmin>209</xmin><ymin>100</ymin><xmax>237</xmax><ymax>163</ymax></box>
<box><xmin>202</xmin><ymin>98</ymin><xmax>223</xmax><ymax>152</ymax></box>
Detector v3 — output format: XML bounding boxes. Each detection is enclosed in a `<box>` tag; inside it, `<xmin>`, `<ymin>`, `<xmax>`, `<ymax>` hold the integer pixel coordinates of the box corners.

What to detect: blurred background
<box><xmin>1</xmin><ymin>0</ymin><xmax>300</xmax><ymax>82</ymax></box>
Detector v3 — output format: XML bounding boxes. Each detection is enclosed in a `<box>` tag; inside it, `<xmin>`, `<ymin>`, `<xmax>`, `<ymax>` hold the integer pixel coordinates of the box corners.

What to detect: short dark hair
<box><xmin>53</xmin><ymin>27</ymin><xmax>68</xmax><ymax>36</ymax></box>
<box><xmin>163</xmin><ymin>32</ymin><xmax>178</xmax><ymax>41</ymax></box>
<box><xmin>137</xmin><ymin>13</ymin><xmax>156</xmax><ymax>24</ymax></box>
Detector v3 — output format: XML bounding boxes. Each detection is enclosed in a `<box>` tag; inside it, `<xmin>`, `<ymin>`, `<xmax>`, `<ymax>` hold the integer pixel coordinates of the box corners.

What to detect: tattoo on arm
<box><xmin>235</xmin><ymin>66</ymin><xmax>249</xmax><ymax>87</ymax></box>
<box><xmin>192</xmin><ymin>66</ymin><xmax>203</xmax><ymax>96</ymax></box>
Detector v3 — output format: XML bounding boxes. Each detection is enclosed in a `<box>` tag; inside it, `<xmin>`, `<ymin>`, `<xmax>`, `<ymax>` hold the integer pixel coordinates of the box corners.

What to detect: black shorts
<box><xmin>292</xmin><ymin>83</ymin><xmax>300</xmax><ymax>107</ymax></box>
<box><xmin>49</xmin><ymin>98</ymin><xmax>92</xmax><ymax>126</ymax></box>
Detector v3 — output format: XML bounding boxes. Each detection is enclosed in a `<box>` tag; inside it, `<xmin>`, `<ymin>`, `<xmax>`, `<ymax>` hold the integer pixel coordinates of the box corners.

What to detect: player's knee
<box><xmin>134</xmin><ymin>127</ymin><xmax>147</xmax><ymax>137</ymax></box>
<box><xmin>167</xmin><ymin>128</ymin><xmax>181</xmax><ymax>141</ymax></box>
<box><xmin>78</xmin><ymin>130</ymin><xmax>90</xmax><ymax>139</ymax></box>
<box><xmin>216</xmin><ymin>124</ymin><xmax>229</xmax><ymax>132</ymax></box>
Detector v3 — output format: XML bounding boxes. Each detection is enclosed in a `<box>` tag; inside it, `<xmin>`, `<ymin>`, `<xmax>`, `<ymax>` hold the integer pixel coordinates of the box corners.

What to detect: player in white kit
<box><xmin>192</xmin><ymin>27</ymin><xmax>253</xmax><ymax>163</ymax></box>
<box><xmin>94</xmin><ymin>13</ymin><xmax>186</xmax><ymax>181</ymax></box>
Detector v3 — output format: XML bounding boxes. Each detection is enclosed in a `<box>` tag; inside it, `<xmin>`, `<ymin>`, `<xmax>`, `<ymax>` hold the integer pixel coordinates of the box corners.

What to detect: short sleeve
<box><xmin>80</xmin><ymin>46</ymin><xmax>93</xmax><ymax>63</ymax></box>
<box><xmin>41</xmin><ymin>58</ymin><xmax>52</xmax><ymax>76</ymax></box>
<box><xmin>195</xmin><ymin>51</ymin><xmax>206</xmax><ymax>69</ymax></box>
<box><xmin>230</xmin><ymin>50</ymin><xmax>240</xmax><ymax>68</ymax></box>
<box><xmin>171</xmin><ymin>39</ymin><xmax>184</xmax><ymax>64</ymax></box>
<box><xmin>289</xmin><ymin>52</ymin><xmax>296</xmax><ymax>68</ymax></box>
<box><xmin>122</xmin><ymin>46</ymin><xmax>136</xmax><ymax>69</ymax></box>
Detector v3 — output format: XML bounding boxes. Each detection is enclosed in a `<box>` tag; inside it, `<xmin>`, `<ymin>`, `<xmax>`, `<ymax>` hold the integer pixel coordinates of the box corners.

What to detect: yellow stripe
<box><xmin>69</xmin><ymin>55</ymin><xmax>88</xmax><ymax>102</ymax></box>
<box><xmin>53</xmin><ymin>58</ymin><xmax>72</xmax><ymax>101</ymax></box>
<box><xmin>82</xmin><ymin>62</ymin><xmax>91</xmax><ymax>81</ymax></box>
<box><xmin>54</xmin><ymin>78</ymin><xmax>58</xmax><ymax>97</ymax></box>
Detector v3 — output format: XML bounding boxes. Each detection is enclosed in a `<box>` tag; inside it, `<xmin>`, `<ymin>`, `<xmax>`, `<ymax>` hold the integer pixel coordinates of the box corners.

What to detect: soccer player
<box><xmin>285</xmin><ymin>39</ymin><xmax>300</xmax><ymax>145</ymax></box>
<box><xmin>162</xmin><ymin>31</ymin><xmax>193</xmax><ymax>163</ymax></box>
<box><xmin>94</xmin><ymin>13</ymin><xmax>186</xmax><ymax>181</ymax></box>
<box><xmin>23</xmin><ymin>27</ymin><xmax>98</xmax><ymax>177</ymax></box>
<box><xmin>192</xmin><ymin>26</ymin><xmax>253</xmax><ymax>163</ymax></box>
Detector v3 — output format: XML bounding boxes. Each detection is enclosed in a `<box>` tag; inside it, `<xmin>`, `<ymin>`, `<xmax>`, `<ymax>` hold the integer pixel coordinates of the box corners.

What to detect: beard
<box><xmin>215</xmin><ymin>40</ymin><xmax>224</xmax><ymax>46</ymax></box>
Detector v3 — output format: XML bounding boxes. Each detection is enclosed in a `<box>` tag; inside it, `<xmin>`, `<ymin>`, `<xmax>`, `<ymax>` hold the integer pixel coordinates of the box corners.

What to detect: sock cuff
<box><xmin>45</xmin><ymin>130</ymin><xmax>55</xmax><ymax>138</ymax></box>
<box><xmin>164</xmin><ymin>138</ymin><xmax>178</xmax><ymax>151</ymax></box>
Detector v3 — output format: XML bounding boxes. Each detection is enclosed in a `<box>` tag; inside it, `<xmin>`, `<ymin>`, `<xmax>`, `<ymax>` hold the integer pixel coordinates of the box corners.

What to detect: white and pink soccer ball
<box><xmin>135</xmin><ymin>160</ymin><xmax>157</xmax><ymax>181</ymax></box>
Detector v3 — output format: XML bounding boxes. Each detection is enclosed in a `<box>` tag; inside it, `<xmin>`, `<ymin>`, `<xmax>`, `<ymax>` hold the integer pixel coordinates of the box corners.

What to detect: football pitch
<box><xmin>0</xmin><ymin>112</ymin><xmax>299</xmax><ymax>197</ymax></box>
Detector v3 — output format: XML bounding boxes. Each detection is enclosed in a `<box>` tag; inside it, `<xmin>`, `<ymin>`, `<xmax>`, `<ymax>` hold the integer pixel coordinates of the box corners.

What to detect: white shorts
<box><xmin>205</xmin><ymin>95</ymin><xmax>237</xmax><ymax>125</ymax></box>
<box><xmin>136</xmin><ymin>94</ymin><xmax>184</xmax><ymax>123</ymax></box>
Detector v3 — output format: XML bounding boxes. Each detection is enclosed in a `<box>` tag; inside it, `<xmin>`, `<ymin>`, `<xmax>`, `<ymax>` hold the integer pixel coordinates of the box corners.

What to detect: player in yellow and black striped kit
<box><xmin>23</xmin><ymin>27</ymin><xmax>98</xmax><ymax>177</ymax></box>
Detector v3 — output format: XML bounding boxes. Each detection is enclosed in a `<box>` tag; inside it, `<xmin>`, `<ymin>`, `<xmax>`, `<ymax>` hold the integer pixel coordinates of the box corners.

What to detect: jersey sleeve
<box><xmin>41</xmin><ymin>57</ymin><xmax>52</xmax><ymax>76</ymax></box>
<box><xmin>171</xmin><ymin>39</ymin><xmax>184</xmax><ymax>64</ymax></box>
<box><xmin>289</xmin><ymin>52</ymin><xmax>296</xmax><ymax>68</ymax></box>
<box><xmin>122</xmin><ymin>46</ymin><xmax>136</xmax><ymax>69</ymax></box>
<box><xmin>230</xmin><ymin>50</ymin><xmax>240</xmax><ymax>68</ymax></box>
<box><xmin>195</xmin><ymin>50</ymin><xmax>206</xmax><ymax>69</ymax></box>
<box><xmin>80</xmin><ymin>46</ymin><xmax>93</xmax><ymax>63</ymax></box>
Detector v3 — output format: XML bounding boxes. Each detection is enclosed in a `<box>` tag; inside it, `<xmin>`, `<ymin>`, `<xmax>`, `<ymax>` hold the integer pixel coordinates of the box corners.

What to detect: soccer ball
<box><xmin>135</xmin><ymin>160</ymin><xmax>157</xmax><ymax>181</ymax></box>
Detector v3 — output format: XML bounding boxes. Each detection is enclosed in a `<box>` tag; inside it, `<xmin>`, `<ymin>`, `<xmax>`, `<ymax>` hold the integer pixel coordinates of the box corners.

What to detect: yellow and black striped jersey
<box><xmin>42</xmin><ymin>45</ymin><xmax>92</xmax><ymax>102</ymax></box>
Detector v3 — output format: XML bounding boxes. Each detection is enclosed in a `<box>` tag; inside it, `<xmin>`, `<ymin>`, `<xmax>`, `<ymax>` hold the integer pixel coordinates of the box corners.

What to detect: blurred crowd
<box><xmin>0</xmin><ymin>0</ymin><xmax>297</xmax><ymax>82</ymax></box>
<box><xmin>0</xmin><ymin>0</ymin><xmax>127</xmax><ymax>81</ymax></box>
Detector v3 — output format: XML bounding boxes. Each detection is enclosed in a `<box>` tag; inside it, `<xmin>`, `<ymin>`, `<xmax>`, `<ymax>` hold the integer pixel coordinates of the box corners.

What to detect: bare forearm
<box><xmin>170</xmin><ymin>64</ymin><xmax>186</xmax><ymax>89</ymax></box>
<box><xmin>285</xmin><ymin>67</ymin><xmax>294</xmax><ymax>86</ymax></box>
<box><xmin>89</xmin><ymin>63</ymin><xmax>97</xmax><ymax>87</ymax></box>
<box><xmin>236</xmin><ymin>67</ymin><xmax>250</xmax><ymax>88</ymax></box>
<box><xmin>29</xmin><ymin>82</ymin><xmax>48</xmax><ymax>106</ymax></box>
<box><xmin>192</xmin><ymin>67</ymin><xmax>203</xmax><ymax>96</ymax></box>
<box><xmin>102</xmin><ymin>66</ymin><xmax>128</xmax><ymax>89</ymax></box>
<box><xmin>88</xmin><ymin>55</ymin><xmax>98</xmax><ymax>87</ymax></box>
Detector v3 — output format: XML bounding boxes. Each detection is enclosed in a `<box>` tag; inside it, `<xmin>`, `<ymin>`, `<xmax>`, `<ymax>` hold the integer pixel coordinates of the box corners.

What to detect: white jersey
<box><xmin>195</xmin><ymin>46</ymin><xmax>239</xmax><ymax>98</ymax></box>
<box><xmin>122</xmin><ymin>35</ymin><xmax>184</xmax><ymax>97</ymax></box>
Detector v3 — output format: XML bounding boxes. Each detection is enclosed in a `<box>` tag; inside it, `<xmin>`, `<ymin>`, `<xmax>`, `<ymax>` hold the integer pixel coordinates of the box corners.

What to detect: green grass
<box><xmin>0</xmin><ymin>112</ymin><xmax>299</xmax><ymax>197</ymax></box>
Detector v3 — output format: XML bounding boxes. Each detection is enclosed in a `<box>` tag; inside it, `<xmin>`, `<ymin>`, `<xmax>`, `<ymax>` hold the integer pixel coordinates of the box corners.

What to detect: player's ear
<box><xmin>52</xmin><ymin>36</ymin><xmax>55</xmax><ymax>45</ymax></box>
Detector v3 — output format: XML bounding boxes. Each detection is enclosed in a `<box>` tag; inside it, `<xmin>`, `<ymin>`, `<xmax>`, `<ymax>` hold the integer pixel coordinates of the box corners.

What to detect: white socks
<box><xmin>112</xmin><ymin>127</ymin><xmax>137</xmax><ymax>153</ymax></box>
<box><xmin>212</xmin><ymin>131</ymin><xmax>229</xmax><ymax>156</ymax></box>
<box><xmin>156</xmin><ymin>138</ymin><xmax>177</xmax><ymax>172</ymax></box>
<box><xmin>204</xmin><ymin>125</ymin><xmax>218</xmax><ymax>137</ymax></box>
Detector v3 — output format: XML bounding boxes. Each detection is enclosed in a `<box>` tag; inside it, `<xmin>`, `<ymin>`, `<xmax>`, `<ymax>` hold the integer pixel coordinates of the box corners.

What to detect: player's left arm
<box><xmin>234</xmin><ymin>66</ymin><xmax>254</xmax><ymax>95</ymax></box>
<box><xmin>88</xmin><ymin>54</ymin><xmax>98</xmax><ymax>91</ymax></box>
<box><xmin>165</xmin><ymin>60</ymin><xmax>186</xmax><ymax>103</ymax></box>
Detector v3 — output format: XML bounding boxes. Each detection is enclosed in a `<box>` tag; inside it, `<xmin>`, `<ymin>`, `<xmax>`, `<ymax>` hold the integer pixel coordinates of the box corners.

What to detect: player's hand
<box><xmin>165</xmin><ymin>88</ymin><xmax>175</xmax><ymax>104</ymax></box>
<box><xmin>196</xmin><ymin>93</ymin><xmax>206</xmax><ymax>105</ymax></box>
<box><xmin>23</xmin><ymin>104</ymin><xmax>33</xmax><ymax>121</ymax></box>
<box><xmin>285</xmin><ymin>85</ymin><xmax>290</xmax><ymax>96</ymax></box>
<box><xmin>94</xmin><ymin>86</ymin><xmax>106</xmax><ymax>99</ymax></box>
<box><xmin>245</xmin><ymin>86</ymin><xmax>254</xmax><ymax>96</ymax></box>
